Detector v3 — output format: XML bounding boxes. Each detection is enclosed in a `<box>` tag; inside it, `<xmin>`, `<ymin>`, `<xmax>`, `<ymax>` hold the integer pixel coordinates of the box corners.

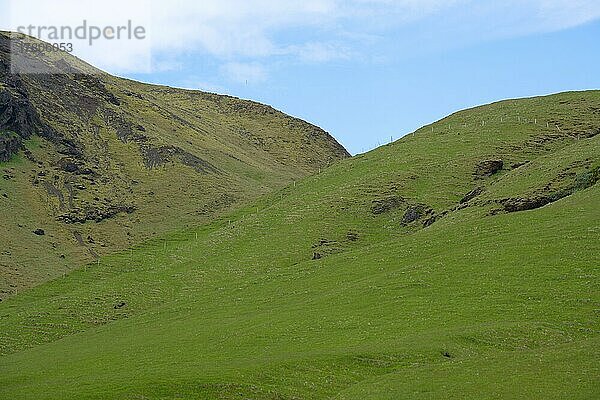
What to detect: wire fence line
<box><xmin>375</xmin><ymin>114</ymin><xmax>586</xmax><ymax>151</ymax></box>
<box><xmin>405</xmin><ymin>114</ymin><xmax>575</xmax><ymax>138</ymax></box>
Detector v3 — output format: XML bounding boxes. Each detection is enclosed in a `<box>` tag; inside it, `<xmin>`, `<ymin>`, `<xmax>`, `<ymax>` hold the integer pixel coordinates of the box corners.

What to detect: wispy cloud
<box><xmin>284</xmin><ymin>42</ymin><xmax>352</xmax><ymax>63</ymax></box>
<box><xmin>533</xmin><ymin>0</ymin><xmax>600</xmax><ymax>30</ymax></box>
<box><xmin>2</xmin><ymin>0</ymin><xmax>599</xmax><ymax>75</ymax></box>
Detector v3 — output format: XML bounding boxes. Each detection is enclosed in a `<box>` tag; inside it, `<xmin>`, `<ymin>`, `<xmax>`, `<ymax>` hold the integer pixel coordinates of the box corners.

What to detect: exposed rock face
<box><xmin>460</xmin><ymin>186</ymin><xmax>484</xmax><ymax>204</ymax></box>
<box><xmin>0</xmin><ymin>77</ymin><xmax>42</xmax><ymax>161</ymax></box>
<box><xmin>57</xmin><ymin>204</ymin><xmax>136</xmax><ymax>224</ymax></box>
<box><xmin>500</xmin><ymin>196</ymin><xmax>554</xmax><ymax>212</ymax></box>
<box><xmin>0</xmin><ymin>34</ymin><xmax>88</xmax><ymax>164</ymax></box>
<box><xmin>0</xmin><ymin>132</ymin><xmax>21</xmax><ymax>161</ymax></box>
<box><xmin>139</xmin><ymin>144</ymin><xmax>219</xmax><ymax>174</ymax></box>
<box><xmin>0</xmin><ymin>37</ymin><xmax>56</xmax><ymax>162</ymax></box>
<box><xmin>496</xmin><ymin>166</ymin><xmax>599</xmax><ymax>214</ymax></box>
<box><xmin>474</xmin><ymin>159</ymin><xmax>503</xmax><ymax>178</ymax></box>
<box><xmin>423</xmin><ymin>210</ymin><xmax>449</xmax><ymax>228</ymax></box>
<box><xmin>0</xmin><ymin>37</ymin><xmax>47</xmax><ymax>153</ymax></box>
<box><xmin>56</xmin><ymin>158</ymin><xmax>94</xmax><ymax>175</ymax></box>
<box><xmin>372</xmin><ymin>196</ymin><xmax>405</xmax><ymax>215</ymax></box>
<box><xmin>0</xmin><ymin>84</ymin><xmax>41</xmax><ymax>141</ymax></box>
<box><xmin>401</xmin><ymin>204</ymin><xmax>433</xmax><ymax>225</ymax></box>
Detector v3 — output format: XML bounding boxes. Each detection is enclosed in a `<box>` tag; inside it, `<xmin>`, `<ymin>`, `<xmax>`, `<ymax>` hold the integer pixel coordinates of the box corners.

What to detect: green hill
<box><xmin>0</xmin><ymin>32</ymin><xmax>349</xmax><ymax>295</ymax></box>
<box><xmin>0</xmin><ymin>86</ymin><xmax>598</xmax><ymax>398</ymax></box>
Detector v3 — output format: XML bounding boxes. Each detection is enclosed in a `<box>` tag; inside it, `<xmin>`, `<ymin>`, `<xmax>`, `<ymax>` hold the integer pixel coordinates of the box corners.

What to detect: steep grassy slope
<box><xmin>0</xmin><ymin>90</ymin><xmax>598</xmax><ymax>399</ymax></box>
<box><xmin>0</xmin><ymin>32</ymin><xmax>349</xmax><ymax>295</ymax></box>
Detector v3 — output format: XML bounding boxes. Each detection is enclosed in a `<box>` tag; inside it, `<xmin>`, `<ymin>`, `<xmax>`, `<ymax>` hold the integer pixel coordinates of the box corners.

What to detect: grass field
<box><xmin>0</xmin><ymin>91</ymin><xmax>598</xmax><ymax>398</ymax></box>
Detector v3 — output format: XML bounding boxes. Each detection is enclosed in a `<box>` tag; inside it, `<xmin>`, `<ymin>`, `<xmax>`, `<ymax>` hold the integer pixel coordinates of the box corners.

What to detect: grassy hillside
<box><xmin>0</xmin><ymin>32</ymin><xmax>349</xmax><ymax>295</ymax></box>
<box><xmin>0</xmin><ymin>91</ymin><xmax>598</xmax><ymax>399</ymax></box>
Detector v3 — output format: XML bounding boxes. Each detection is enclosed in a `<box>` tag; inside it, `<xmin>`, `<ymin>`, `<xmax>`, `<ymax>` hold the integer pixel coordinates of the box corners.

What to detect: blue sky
<box><xmin>3</xmin><ymin>0</ymin><xmax>600</xmax><ymax>154</ymax></box>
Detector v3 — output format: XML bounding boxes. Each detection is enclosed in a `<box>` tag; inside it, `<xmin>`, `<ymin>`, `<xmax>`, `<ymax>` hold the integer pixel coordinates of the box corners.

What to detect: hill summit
<box><xmin>0</xmin><ymin>32</ymin><xmax>349</xmax><ymax>294</ymax></box>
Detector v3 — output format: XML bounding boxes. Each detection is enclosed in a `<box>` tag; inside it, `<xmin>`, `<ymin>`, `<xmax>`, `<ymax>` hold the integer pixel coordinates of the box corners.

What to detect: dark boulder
<box><xmin>33</xmin><ymin>229</ymin><xmax>45</xmax><ymax>236</ymax></box>
<box><xmin>58</xmin><ymin>158</ymin><xmax>79</xmax><ymax>173</ymax></box>
<box><xmin>57</xmin><ymin>158</ymin><xmax>93</xmax><ymax>174</ymax></box>
<box><xmin>474</xmin><ymin>159</ymin><xmax>503</xmax><ymax>178</ymax></box>
<box><xmin>113</xmin><ymin>301</ymin><xmax>127</xmax><ymax>309</ymax></box>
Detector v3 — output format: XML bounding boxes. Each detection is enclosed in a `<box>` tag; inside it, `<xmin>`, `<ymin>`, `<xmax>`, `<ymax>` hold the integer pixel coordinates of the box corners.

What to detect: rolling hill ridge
<box><xmin>0</xmin><ymin>81</ymin><xmax>598</xmax><ymax>399</ymax></box>
<box><xmin>0</xmin><ymin>32</ymin><xmax>349</xmax><ymax>296</ymax></box>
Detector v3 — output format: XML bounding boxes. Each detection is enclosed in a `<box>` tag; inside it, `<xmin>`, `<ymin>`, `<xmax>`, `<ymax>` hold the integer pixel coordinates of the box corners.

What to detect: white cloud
<box><xmin>1</xmin><ymin>0</ymin><xmax>599</xmax><ymax>75</ymax></box>
<box><xmin>4</xmin><ymin>0</ymin><xmax>153</xmax><ymax>73</ymax></box>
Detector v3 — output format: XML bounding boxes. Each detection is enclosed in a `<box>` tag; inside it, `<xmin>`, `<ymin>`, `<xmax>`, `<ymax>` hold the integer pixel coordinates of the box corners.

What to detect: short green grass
<box><xmin>0</xmin><ymin>91</ymin><xmax>598</xmax><ymax>398</ymax></box>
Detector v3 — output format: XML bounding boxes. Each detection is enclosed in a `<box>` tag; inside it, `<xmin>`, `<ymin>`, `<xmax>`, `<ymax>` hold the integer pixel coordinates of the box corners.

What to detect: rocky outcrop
<box><xmin>496</xmin><ymin>166</ymin><xmax>599</xmax><ymax>214</ymax></box>
<box><xmin>0</xmin><ymin>132</ymin><xmax>21</xmax><ymax>161</ymax></box>
<box><xmin>57</xmin><ymin>204</ymin><xmax>136</xmax><ymax>224</ymax></box>
<box><xmin>460</xmin><ymin>186</ymin><xmax>484</xmax><ymax>204</ymax></box>
<box><xmin>139</xmin><ymin>144</ymin><xmax>219</xmax><ymax>174</ymax></box>
<box><xmin>0</xmin><ymin>85</ymin><xmax>40</xmax><ymax>141</ymax></box>
<box><xmin>474</xmin><ymin>159</ymin><xmax>503</xmax><ymax>178</ymax></box>
<box><xmin>499</xmin><ymin>196</ymin><xmax>555</xmax><ymax>213</ymax></box>
<box><xmin>371</xmin><ymin>196</ymin><xmax>405</xmax><ymax>215</ymax></box>
<box><xmin>0</xmin><ymin>78</ymin><xmax>41</xmax><ymax>161</ymax></box>
<box><xmin>401</xmin><ymin>204</ymin><xmax>433</xmax><ymax>225</ymax></box>
<box><xmin>56</xmin><ymin>157</ymin><xmax>94</xmax><ymax>175</ymax></box>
